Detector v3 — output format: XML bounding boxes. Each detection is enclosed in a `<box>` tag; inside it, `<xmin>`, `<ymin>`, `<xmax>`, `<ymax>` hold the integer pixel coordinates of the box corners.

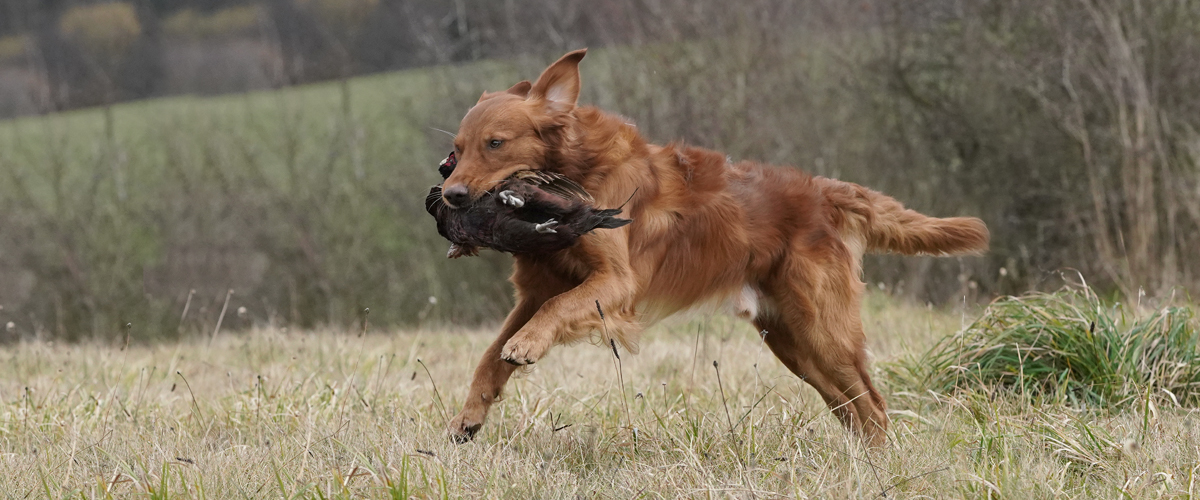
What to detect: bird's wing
<box><xmin>510</xmin><ymin>170</ymin><xmax>594</xmax><ymax>204</ymax></box>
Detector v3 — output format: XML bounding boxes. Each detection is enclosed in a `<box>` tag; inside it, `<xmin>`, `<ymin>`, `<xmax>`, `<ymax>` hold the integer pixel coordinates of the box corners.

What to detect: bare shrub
<box><xmin>877</xmin><ymin>0</ymin><xmax>1200</xmax><ymax>297</ymax></box>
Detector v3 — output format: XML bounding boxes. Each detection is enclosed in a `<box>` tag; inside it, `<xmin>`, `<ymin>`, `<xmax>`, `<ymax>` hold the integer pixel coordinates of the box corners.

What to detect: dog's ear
<box><xmin>530</xmin><ymin>49</ymin><xmax>586</xmax><ymax>112</ymax></box>
<box><xmin>507</xmin><ymin>80</ymin><xmax>532</xmax><ymax>98</ymax></box>
<box><xmin>477</xmin><ymin>81</ymin><xmax>532</xmax><ymax>103</ymax></box>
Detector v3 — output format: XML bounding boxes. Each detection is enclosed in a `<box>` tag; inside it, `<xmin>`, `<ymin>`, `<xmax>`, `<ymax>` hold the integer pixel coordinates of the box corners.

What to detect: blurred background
<box><xmin>0</xmin><ymin>0</ymin><xmax>1197</xmax><ymax>341</ymax></box>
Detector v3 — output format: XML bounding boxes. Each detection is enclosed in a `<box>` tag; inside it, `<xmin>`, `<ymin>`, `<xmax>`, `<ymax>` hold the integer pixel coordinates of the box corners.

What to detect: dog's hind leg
<box><xmin>756</xmin><ymin>251</ymin><xmax>888</xmax><ymax>446</ymax></box>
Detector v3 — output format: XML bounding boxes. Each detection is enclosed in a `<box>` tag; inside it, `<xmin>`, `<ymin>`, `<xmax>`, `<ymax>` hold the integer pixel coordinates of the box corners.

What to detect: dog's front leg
<box><xmin>447</xmin><ymin>297</ymin><xmax>541</xmax><ymax>443</ymax></box>
<box><xmin>500</xmin><ymin>235</ymin><xmax>635</xmax><ymax>365</ymax></box>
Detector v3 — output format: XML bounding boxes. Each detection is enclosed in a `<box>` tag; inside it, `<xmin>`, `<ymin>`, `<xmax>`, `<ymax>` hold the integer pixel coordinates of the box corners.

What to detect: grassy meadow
<box><xmin>3</xmin><ymin>291</ymin><xmax>1199</xmax><ymax>499</ymax></box>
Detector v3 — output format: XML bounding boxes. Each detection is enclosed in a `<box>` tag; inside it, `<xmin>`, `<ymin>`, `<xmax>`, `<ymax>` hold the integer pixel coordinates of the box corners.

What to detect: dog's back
<box><xmin>626</xmin><ymin>143</ymin><xmax>989</xmax><ymax>299</ymax></box>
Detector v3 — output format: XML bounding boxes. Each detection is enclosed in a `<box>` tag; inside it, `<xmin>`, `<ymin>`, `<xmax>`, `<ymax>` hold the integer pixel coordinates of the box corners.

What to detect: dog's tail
<box><xmin>820</xmin><ymin>177</ymin><xmax>989</xmax><ymax>257</ymax></box>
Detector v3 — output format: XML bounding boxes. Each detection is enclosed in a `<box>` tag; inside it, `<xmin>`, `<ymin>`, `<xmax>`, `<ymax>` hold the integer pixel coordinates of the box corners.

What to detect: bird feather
<box><xmin>510</xmin><ymin>170</ymin><xmax>594</xmax><ymax>204</ymax></box>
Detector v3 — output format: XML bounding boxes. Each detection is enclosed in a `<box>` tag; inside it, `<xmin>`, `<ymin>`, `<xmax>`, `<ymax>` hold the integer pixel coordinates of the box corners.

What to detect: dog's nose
<box><xmin>442</xmin><ymin>184</ymin><xmax>470</xmax><ymax>208</ymax></box>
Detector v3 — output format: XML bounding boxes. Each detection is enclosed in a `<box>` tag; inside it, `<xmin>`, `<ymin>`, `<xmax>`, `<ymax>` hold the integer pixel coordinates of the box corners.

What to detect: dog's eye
<box><xmin>488</xmin><ymin>139</ymin><xmax>503</xmax><ymax>149</ymax></box>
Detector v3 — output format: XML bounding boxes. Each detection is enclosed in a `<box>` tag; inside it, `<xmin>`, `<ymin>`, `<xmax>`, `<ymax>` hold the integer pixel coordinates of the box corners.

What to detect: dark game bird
<box><xmin>425</xmin><ymin>152</ymin><xmax>632</xmax><ymax>258</ymax></box>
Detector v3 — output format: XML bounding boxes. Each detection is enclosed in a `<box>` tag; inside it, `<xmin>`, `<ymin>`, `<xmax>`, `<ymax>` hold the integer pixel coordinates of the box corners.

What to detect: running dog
<box><xmin>438</xmin><ymin>49</ymin><xmax>988</xmax><ymax>446</ymax></box>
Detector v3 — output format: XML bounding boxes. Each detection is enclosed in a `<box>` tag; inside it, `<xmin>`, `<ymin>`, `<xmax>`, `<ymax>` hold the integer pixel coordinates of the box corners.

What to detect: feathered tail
<box><xmin>819</xmin><ymin>177</ymin><xmax>989</xmax><ymax>257</ymax></box>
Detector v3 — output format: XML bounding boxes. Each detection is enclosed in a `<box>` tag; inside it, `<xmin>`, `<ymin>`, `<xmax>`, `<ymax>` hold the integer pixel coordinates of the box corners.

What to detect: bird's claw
<box><xmin>498</xmin><ymin>190</ymin><xmax>525</xmax><ymax>208</ymax></box>
<box><xmin>534</xmin><ymin>219</ymin><xmax>559</xmax><ymax>234</ymax></box>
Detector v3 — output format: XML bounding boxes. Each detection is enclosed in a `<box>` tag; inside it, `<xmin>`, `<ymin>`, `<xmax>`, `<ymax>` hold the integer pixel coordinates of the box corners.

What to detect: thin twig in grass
<box><xmin>813</xmin><ymin>385</ymin><xmax>887</xmax><ymax>492</ymax></box>
<box><xmin>371</xmin><ymin>353</ymin><xmax>394</xmax><ymax>409</ymax></box>
<box><xmin>359</xmin><ymin>307</ymin><xmax>370</xmax><ymax>337</ymax></box>
<box><xmin>733</xmin><ymin>384</ymin><xmax>777</xmax><ymax>431</ymax></box>
<box><xmin>353</xmin><ymin>384</ymin><xmax>370</xmax><ymax>409</ymax></box>
<box><xmin>133</xmin><ymin>365</ymin><xmax>157</xmax><ymax>415</ymax></box>
<box><xmin>856</xmin><ymin>421</ymin><xmax>887</xmax><ymax>497</ymax></box>
<box><xmin>176</xmin><ymin>370</ymin><xmax>204</xmax><ymax>422</ymax></box>
<box><xmin>875</xmin><ymin>466</ymin><xmax>950</xmax><ymax>498</ymax></box>
<box><xmin>208</xmin><ymin>289</ymin><xmax>233</xmax><ymax>347</ymax></box>
<box><xmin>712</xmin><ymin>357</ymin><xmax>757</xmax><ymax>495</ymax></box>
<box><xmin>742</xmin><ymin>328</ymin><xmax>770</xmax><ymax>453</ymax></box>
<box><xmin>795</xmin><ymin>435</ymin><xmax>891</xmax><ymax>475</ymax></box>
<box><xmin>752</xmin><ymin>329</ymin><xmax>768</xmax><ymax>388</ymax></box>
<box><xmin>417</xmin><ymin>358</ymin><xmax>447</xmax><ymax>422</ymax></box>
<box><xmin>611</xmin><ymin>339</ymin><xmax>632</xmax><ymax>428</ymax></box>
<box><xmin>828</xmin><ymin>389</ymin><xmax>867</xmax><ymax>419</ymax></box>
<box><xmin>713</xmin><ymin>360</ymin><xmax>736</xmax><ymax>439</ymax></box>
<box><xmin>522</xmin><ymin>377</ymin><xmax>609</xmax><ymax>420</ymax></box>
<box><xmin>344</xmin><ymin>307</ymin><xmax>372</xmax><ymax>416</ymax></box>
<box><xmin>551</xmin><ymin>412</ymin><xmax>572</xmax><ymax>432</ymax></box>
<box><xmin>597</xmin><ymin>300</ymin><xmax>632</xmax><ymax>432</ymax></box>
<box><xmin>116</xmin><ymin>323</ymin><xmax>134</xmax><ymax>415</ymax></box>
<box><xmin>690</xmin><ymin>322</ymin><xmax>703</xmax><ymax>388</ymax></box>
<box><xmin>178</xmin><ymin>289</ymin><xmax>195</xmax><ymax>337</ymax></box>
<box><xmin>22</xmin><ymin>387</ymin><xmax>30</xmax><ymax>451</ymax></box>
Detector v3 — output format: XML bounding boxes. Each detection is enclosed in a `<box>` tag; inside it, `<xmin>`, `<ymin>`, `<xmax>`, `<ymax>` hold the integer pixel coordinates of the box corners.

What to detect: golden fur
<box><xmin>442</xmin><ymin>49</ymin><xmax>989</xmax><ymax>446</ymax></box>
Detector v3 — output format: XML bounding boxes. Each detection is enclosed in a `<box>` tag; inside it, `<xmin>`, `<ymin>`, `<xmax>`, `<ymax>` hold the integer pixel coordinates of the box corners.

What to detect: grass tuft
<box><xmin>888</xmin><ymin>284</ymin><xmax>1200</xmax><ymax>408</ymax></box>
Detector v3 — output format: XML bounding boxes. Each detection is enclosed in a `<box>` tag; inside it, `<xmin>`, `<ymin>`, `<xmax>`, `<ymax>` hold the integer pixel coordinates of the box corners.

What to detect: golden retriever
<box><xmin>440</xmin><ymin>49</ymin><xmax>988</xmax><ymax>446</ymax></box>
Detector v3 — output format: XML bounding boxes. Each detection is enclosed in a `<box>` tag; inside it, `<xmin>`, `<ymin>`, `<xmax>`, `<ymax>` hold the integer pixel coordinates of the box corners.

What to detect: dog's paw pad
<box><xmin>448</xmin><ymin>411</ymin><xmax>485</xmax><ymax>443</ymax></box>
<box><xmin>450</xmin><ymin>423</ymin><xmax>481</xmax><ymax>443</ymax></box>
<box><xmin>501</xmin><ymin>352</ymin><xmax>536</xmax><ymax>365</ymax></box>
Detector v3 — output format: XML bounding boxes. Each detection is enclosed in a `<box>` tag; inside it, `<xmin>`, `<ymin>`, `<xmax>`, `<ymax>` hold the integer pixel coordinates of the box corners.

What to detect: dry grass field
<box><xmin>2</xmin><ymin>292</ymin><xmax>1199</xmax><ymax>499</ymax></box>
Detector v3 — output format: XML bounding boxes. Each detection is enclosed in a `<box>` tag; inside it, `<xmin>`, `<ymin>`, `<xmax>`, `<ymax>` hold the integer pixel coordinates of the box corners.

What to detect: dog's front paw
<box><xmin>500</xmin><ymin>332</ymin><xmax>550</xmax><ymax>365</ymax></box>
<box><xmin>447</xmin><ymin>411</ymin><xmax>484</xmax><ymax>444</ymax></box>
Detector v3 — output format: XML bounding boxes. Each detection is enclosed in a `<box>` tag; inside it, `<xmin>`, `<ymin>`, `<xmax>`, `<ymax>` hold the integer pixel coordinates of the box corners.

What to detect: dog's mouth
<box><xmin>428</xmin><ymin>150</ymin><xmax>535</xmax><ymax>211</ymax></box>
<box><xmin>427</xmin><ymin>150</ymin><xmax>590</xmax><ymax>214</ymax></box>
<box><xmin>436</xmin><ymin>150</ymin><xmax>549</xmax><ymax>203</ymax></box>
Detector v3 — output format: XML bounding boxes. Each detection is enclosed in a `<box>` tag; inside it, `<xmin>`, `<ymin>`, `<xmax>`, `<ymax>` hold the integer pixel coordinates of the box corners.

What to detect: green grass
<box><xmin>889</xmin><ymin>284</ymin><xmax>1200</xmax><ymax>408</ymax></box>
<box><xmin>3</xmin><ymin>291</ymin><xmax>1198</xmax><ymax>498</ymax></box>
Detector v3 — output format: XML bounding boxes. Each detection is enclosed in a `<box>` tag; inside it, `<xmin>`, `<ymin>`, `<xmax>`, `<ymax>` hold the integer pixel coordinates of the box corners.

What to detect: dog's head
<box><xmin>441</xmin><ymin>49</ymin><xmax>586</xmax><ymax>208</ymax></box>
